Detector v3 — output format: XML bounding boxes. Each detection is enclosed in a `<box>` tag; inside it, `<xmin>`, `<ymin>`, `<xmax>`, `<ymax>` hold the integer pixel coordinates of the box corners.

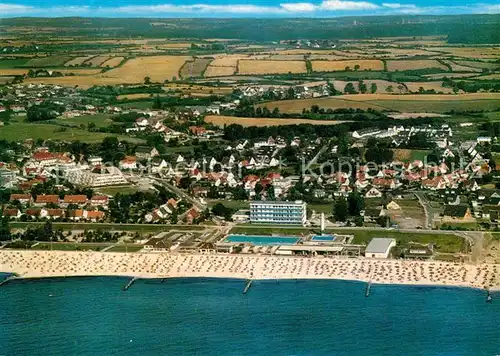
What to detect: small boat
<box><xmin>487</xmin><ymin>294</ymin><xmax>492</xmax><ymax>303</ymax></box>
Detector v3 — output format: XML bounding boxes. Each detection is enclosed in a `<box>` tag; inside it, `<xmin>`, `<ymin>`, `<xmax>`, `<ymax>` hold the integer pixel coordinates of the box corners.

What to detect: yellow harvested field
<box><xmin>312</xmin><ymin>60</ymin><xmax>384</xmax><ymax>72</ymax></box>
<box><xmin>101</xmin><ymin>55</ymin><xmax>190</xmax><ymax>83</ymax></box>
<box><xmin>24</xmin><ymin>56</ymin><xmax>190</xmax><ymax>87</ymax></box>
<box><xmin>269</xmin><ymin>54</ymin><xmax>305</xmax><ymax>60</ymax></box>
<box><xmin>309</xmin><ymin>54</ymin><xmax>351</xmax><ymax>60</ymax></box>
<box><xmin>100</xmin><ymin>57</ymin><xmax>125</xmax><ymax>67</ymax></box>
<box><xmin>238</xmin><ymin>60</ymin><xmax>306</xmax><ymax>75</ymax></box>
<box><xmin>431</xmin><ymin>47</ymin><xmax>500</xmax><ymax>59</ymax></box>
<box><xmin>404</xmin><ymin>81</ymin><xmax>455</xmax><ymax>94</ymax></box>
<box><xmin>65</xmin><ymin>56</ymin><xmax>94</xmax><ymax>66</ymax></box>
<box><xmin>209</xmin><ymin>55</ymin><xmax>248</xmax><ymax>67</ymax></box>
<box><xmin>205</xmin><ymin>115</ymin><xmax>349</xmax><ymax>127</ymax></box>
<box><xmin>369</xmin><ymin>48</ymin><xmax>442</xmax><ymax>57</ymax></box>
<box><xmin>387</xmin><ymin>60</ymin><xmax>448</xmax><ymax>71</ymax></box>
<box><xmin>204</xmin><ymin>66</ymin><xmax>236</xmax><ymax>77</ymax></box>
<box><xmin>161</xmin><ymin>43</ymin><xmax>193</xmax><ymax>49</ymax></box>
<box><xmin>117</xmin><ymin>93</ymin><xmax>154</xmax><ymax>100</ymax></box>
<box><xmin>84</xmin><ymin>56</ymin><xmax>110</xmax><ymax>67</ymax></box>
<box><xmin>476</xmin><ymin>74</ymin><xmax>500</xmax><ymax>80</ymax></box>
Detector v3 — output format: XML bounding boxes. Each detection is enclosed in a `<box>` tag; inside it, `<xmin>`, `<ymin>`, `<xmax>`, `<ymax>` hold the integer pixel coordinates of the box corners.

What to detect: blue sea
<box><xmin>1</xmin><ymin>272</ymin><xmax>499</xmax><ymax>355</ymax></box>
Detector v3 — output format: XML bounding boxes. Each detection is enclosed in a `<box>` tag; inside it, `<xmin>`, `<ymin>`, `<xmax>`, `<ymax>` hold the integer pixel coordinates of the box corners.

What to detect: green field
<box><xmin>307</xmin><ymin>203</ymin><xmax>333</xmax><ymax>214</ymax></box>
<box><xmin>96</xmin><ymin>185</ymin><xmax>143</xmax><ymax>196</ymax></box>
<box><xmin>207</xmin><ymin>200</ymin><xmax>249</xmax><ymax>210</ymax></box>
<box><xmin>50</xmin><ymin>114</ymin><xmax>115</xmax><ymax>128</ymax></box>
<box><xmin>31</xmin><ymin>242</ymin><xmax>113</xmax><ymax>251</ymax></box>
<box><xmin>0</xmin><ymin>123</ymin><xmax>140</xmax><ymax>143</ymax></box>
<box><xmin>117</xmin><ymin>101</ymin><xmax>153</xmax><ymax>109</ymax></box>
<box><xmin>10</xmin><ymin>222</ymin><xmax>206</xmax><ymax>232</ymax></box>
<box><xmin>0</xmin><ymin>58</ymin><xmax>30</xmax><ymax>68</ymax></box>
<box><xmin>24</xmin><ymin>56</ymin><xmax>73</xmax><ymax>67</ymax></box>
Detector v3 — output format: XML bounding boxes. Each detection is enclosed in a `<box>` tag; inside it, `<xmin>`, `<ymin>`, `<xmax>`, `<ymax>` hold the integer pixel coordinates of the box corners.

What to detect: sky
<box><xmin>0</xmin><ymin>0</ymin><xmax>499</xmax><ymax>17</ymax></box>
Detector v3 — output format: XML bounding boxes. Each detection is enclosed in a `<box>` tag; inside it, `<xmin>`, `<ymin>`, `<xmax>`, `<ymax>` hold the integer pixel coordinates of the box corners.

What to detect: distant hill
<box><xmin>1</xmin><ymin>15</ymin><xmax>499</xmax><ymax>43</ymax></box>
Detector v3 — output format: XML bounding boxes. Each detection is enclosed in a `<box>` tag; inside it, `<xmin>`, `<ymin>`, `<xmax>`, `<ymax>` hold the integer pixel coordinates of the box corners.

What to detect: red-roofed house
<box><xmin>63</xmin><ymin>195</ymin><xmax>88</xmax><ymax>206</ymax></box>
<box><xmin>90</xmin><ymin>196</ymin><xmax>109</xmax><ymax>207</ymax></box>
<box><xmin>25</xmin><ymin>209</ymin><xmax>41</xmax><ymax>218</ymax></box>
<box><xmin>67</xmin><ymin>209</ymin><xmax>84</xmax><ymax>221</ymax></box>
<box><xmin>189</xmin><ymin>126</ymin><xmax>207</xmax><ymax>136</ymax></box>
<box><xmin>119</xmin><ymin>156</ymin><xmax>137</xmax><ymax>170</ymax></box>
<box><xmin>266</xmin><ymin>172</ymin><xmax>281</xmax><ymax>181</ymax></box>
<box><xmin>35</xmin><ymin>194</ymin><xmax>60</xmax><ymax>206</ymax></box>
<box><xmin>41</xmin><ymin>208</ymin><xmax>64</xmax><ymax>219</ymax></box>
<box><xmin>9</xmin><ymin>194</ymin><xmax>33</xmax><ymax>205</ymax></box>
<box><xmin>2</xmin><ymin>208</ymin><xmax>21</xmax><ymax>219</ymax></box>
<box><xmin>372</xmin><ymin>178</ymin><xmax>397</xmax><ymax>189</ymax></box>
<box><xmin>84</xmin><ymin>210</ymin><xmax>105</xmax><ymax>222</ymax></box>
<box><xmin>186</xmin><ymin>208</ymin><xmax>200</xmax><ymax>224</ymax></box>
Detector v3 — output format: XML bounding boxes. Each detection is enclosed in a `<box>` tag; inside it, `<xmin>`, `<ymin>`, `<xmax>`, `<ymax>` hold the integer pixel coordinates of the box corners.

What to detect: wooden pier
<box><xmin>0</xmin><ymin>275</ymin><xmax>17</xmax><ymax>287</ymax></box>
<box><xmin>243</xmin><ymin>280</ymin><xmax>253</xmax><ymax>294</ymax></box>
<box><xmin>123</xmin><ymin>277</ymin><xmax>138</xmax><ymax>291</ymax></box>
<box><xmin>365</xmin><ymin>281</ymin><xmax>372</xmax><ymax>297</ymax></box>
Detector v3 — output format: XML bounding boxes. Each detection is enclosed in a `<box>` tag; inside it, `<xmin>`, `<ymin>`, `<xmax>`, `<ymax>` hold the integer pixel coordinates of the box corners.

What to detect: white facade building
<box><xmin>250</xmin><ymin>200</ymin><xmax>307</xmax><ymax>226</ymax></box>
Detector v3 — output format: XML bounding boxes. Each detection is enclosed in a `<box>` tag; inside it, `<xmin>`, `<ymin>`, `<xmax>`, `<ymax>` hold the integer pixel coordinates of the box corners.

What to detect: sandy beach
<box><xmin>1</xmin><ymin>250</ymin><xmax>499</xmax><ymax>290</ymax></box>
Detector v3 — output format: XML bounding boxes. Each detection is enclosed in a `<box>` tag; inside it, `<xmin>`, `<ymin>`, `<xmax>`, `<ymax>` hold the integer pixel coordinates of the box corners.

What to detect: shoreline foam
<box><xmin>1</xmin><ymin>250</ymin><xmax>499</xmax><ymax>290</ymax></box>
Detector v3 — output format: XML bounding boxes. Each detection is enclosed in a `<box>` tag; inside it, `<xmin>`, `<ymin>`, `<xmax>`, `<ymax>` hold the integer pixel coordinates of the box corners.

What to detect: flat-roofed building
<box><xmin>250</xmin><ymin>200</ymin><xmax>307</xmax><ymax>226</ymax></box>
<box><xmin>364</xmin><ymin>238</ymin><xmax>396</xmax><ymax>259</ymax></box>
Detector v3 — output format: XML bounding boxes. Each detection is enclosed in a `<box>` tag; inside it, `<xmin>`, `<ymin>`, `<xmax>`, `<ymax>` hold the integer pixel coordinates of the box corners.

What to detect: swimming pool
<box><xmin>224</xmin><ymin>235</ymin><xmax>300</xmax><ymax>246</ymax></box>
<box><xmin>311</xmin><ymin>235</ymin><xmax>337</xmax><ymax>242</ymax></box>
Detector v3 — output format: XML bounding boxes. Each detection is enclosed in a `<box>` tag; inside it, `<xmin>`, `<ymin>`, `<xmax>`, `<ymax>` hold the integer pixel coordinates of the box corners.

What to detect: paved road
<box><xmin>414</xmin><ymin>191</ymin><xmax>442</xmax><ymax>230</ymax></box>
<box><xmin>151</xmin><ymin>177</ymin><xmax>206</xmax><ymax>210</ymax></box>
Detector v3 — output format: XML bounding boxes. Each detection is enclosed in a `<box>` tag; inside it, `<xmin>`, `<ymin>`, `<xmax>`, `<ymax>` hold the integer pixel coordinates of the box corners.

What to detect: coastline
<box><xmin>1</xmin><ymin>250</ymin><xmax>499</xmax><ymax>291</ymax></box>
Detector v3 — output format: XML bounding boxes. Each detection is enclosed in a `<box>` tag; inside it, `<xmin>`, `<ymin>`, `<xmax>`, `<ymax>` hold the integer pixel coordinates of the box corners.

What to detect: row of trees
<box><xmin>333</xmin><ymin>192</ymin><xmax>364</xmax><ymax>224</ymax></box>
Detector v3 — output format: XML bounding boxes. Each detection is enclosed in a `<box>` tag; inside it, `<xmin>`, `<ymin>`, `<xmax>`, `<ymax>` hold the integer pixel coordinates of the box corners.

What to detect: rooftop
<box><xmin>365</xmin><ymin>238</ymin><xmax>396</xmax><ymax>254</ymax></box>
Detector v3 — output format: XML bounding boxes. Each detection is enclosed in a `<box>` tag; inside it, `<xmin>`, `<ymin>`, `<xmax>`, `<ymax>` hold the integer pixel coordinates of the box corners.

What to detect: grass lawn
<box><xmin>0</xmin><ymin>123</ymin><xmax>141</xmax><ymax>143</ymax></box>
<box><xmin>106</xmin><ymin>245</ymin><xmax>144</xmax><ymax>253</ymax></box>
<box><xmin>31</xmin><ymin>242</ymin><xmax>113</xmax><ymax>251</ymax></box>
<box><xmin>97</xmin><ymin>185</ymin><xmax>142</xmax><ymax>196</ymax></box>
<box><xmin>207</xmin><ymin>200</ymin><xmax>249</xmax><ymax>210</ymax></box>
<box><xmin>410</xmin><ymin>150</ymin><xmax>431</xmax><ymax>162</ymax></box>
<box><xmin>308</xmin><ymin>203</ymin><xmax>333</xmax><ymax>214</ymax></box>
<box><xmin>10</xmin><ymin>222</ymin><xmax>206</xmax><ymax>232</ymax></box>
<box><xmin>50</xmin><ymin>114</ymin><xmax>115</xmax><ymax>128</ymax></box>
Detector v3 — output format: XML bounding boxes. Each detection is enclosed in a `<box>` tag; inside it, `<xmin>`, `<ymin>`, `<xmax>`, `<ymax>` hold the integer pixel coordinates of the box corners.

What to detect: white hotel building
<box><xmin>250</xmin><ymin>200</ymin><xmax>307</xmax><ymax>226</ymax></box>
